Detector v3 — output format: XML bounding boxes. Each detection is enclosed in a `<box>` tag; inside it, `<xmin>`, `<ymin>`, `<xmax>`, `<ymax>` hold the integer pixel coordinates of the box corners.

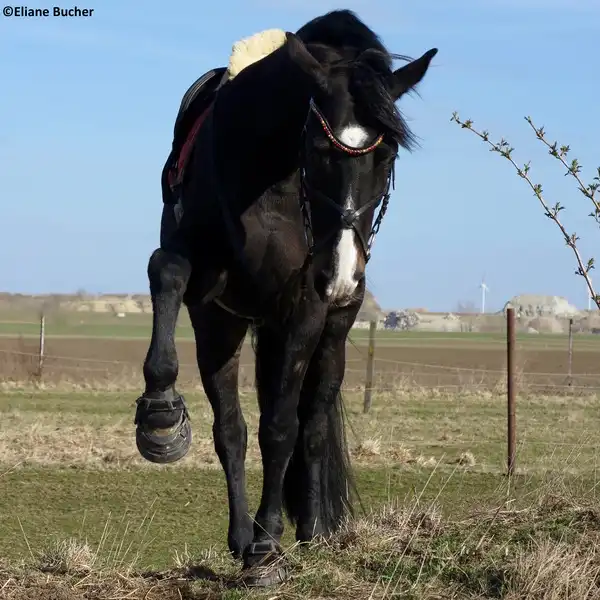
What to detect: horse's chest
<box><xmin>212</xmin><ymin>225</ymin><xmax>305</xmax><ymax>321</ymax></box>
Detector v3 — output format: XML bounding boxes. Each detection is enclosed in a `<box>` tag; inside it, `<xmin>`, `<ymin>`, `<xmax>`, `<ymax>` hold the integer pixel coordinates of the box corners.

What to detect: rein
<box><xmin>299</xmin><ymin>99</ymin><xmax>396</xmax><ymax>265</ymax></box>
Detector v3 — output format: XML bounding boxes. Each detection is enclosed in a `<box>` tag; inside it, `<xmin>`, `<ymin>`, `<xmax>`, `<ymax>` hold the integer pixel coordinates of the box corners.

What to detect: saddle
<box><xmin>164</xmin><ymin>67</ymin><xmax>227</xmax><ymax>204</ymax></box>
<box><xmin>164</xmin><ymin>29</ymin><xmax>288</xmax><ymax>206</ymax></box>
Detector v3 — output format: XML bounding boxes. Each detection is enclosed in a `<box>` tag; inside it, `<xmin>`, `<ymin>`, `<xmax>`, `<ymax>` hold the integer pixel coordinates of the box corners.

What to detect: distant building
<box><xmin>503</xmin><ymin>294</ymin><xmax>579</xmax><ymax>318</ymax></box>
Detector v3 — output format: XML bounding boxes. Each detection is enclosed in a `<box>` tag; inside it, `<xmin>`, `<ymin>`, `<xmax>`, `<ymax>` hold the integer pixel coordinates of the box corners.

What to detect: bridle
<box><xmin>299</xmin><ymin>99</ymin><xmax>396</xmax><ymax>264</ymax></box>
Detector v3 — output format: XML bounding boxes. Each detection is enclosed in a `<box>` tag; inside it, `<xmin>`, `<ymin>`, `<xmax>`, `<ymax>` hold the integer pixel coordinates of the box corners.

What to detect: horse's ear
<box><xmin>285</xmin><ymin>32</ymin><xmax>329</xmax><ymax>92</ymax></box>
<box><xmin>389</xmin><ymin>48</ymin><xmax>438</xmax><ymax>100</ymax></box>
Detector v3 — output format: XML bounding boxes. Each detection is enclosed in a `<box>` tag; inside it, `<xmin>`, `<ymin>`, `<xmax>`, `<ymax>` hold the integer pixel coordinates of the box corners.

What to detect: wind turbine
<box><xmin>480</xmin><ymin>277</ymin><xmax>489</xmax><ymax>314</ymax></box>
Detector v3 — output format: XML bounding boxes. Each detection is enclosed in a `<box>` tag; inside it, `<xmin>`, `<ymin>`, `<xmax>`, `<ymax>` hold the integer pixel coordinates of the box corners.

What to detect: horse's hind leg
<box><xmin>134</xmin><ymin>239</ymin><xmax>192</xmax><ymax>464</ymax></box>
<box><xmin>188</xmin><ymin>301</ymin><xmax>253</xmax><ymax>559</ymax></box>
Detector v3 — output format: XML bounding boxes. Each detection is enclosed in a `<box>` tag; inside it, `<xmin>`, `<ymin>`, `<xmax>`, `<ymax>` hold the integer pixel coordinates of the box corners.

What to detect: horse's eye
<box><xmin>308</xmin><ymin>134</ymin><xmax>330</xmax><ymax>153</ymax></box>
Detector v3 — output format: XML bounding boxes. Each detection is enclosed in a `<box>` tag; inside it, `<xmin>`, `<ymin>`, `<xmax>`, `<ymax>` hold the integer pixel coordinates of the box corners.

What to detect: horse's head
<box><xmin>214</xmin><ymin>13</ymin><xmax>437</xmax><ymax>308</ymax></box>
<box><xmin>295</xmin><ymin>40</ymin><xmax>437</xmax><ymax>305</ymax></box>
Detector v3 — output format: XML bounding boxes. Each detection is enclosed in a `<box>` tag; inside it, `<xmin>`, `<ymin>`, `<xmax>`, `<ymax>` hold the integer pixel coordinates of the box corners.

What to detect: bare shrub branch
<box><xmin>451</xmin><ymin>112</ymin><xmax>600</xmax><ymax>310</ymax></box>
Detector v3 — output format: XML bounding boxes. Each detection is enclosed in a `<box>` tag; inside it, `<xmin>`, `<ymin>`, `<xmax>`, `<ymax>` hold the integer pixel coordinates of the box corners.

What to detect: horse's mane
<box><xmin>296</xmin><ymin>10</ymin><xmax>416</xmax><ymax>150</ymax></box>
<box><xmin>296</xmin><ymin>9</ymin><xmax>389</xmax><ymax>60</ymax></box>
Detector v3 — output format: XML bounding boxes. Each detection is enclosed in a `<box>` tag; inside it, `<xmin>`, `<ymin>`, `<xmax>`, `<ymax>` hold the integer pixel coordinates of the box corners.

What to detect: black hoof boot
<box><xmin>134</xmin><ymin>388</ymin><xmax>191</xmax><ymax>464</ymax></box>
<box><xmin>240</xmin><ymin>541</ymin><xmax>289</xmax><ymax>588</ymax></box>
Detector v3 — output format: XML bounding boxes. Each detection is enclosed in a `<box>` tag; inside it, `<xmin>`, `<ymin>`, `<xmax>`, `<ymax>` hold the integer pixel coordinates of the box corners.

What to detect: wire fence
<box><xmin>2</xmin><ymin>341</ymin><xmax>600</xmax><ymax>395</ymax></box>
<box><xmin>2</xmin><ymin>311</ymin><xmax>600</xmax><ymax>475</ymax></box>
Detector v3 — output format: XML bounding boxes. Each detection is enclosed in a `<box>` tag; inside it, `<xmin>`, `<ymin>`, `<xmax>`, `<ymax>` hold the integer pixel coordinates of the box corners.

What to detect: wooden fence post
<box><xmin>38</xmin><ymin>311</ymin><xmax>45</xmax><ymax>379</ymax></box>
<box><xmin>567</xmin><ymin>318</ymin><xmax>573</xmax><ymax>385</ymax></box>
<box><xmin>363</xmin><ymin>320</ymin><xmax>377</xmax><ymax>413</ymax></box>
<box><xmin>506</xmin><ymin>307</ymin><xmax>516</xmax><ymax>476</ymax></box>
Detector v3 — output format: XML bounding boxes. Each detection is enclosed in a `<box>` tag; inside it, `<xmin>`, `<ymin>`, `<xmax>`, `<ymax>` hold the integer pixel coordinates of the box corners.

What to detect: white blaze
<box><xmin>326</xmin><ymin>124</ymin><xmax>370</xmax><ymax>304</ymax></box>
<box><xmin>338</xmin><ymin>125</ymin><xmax>370</xmax><ymax>149</ymax></box>
<box><xmin>326</xmin><ymin>226</ymin><xmax>359</xmax><ymax>302</ymax></box>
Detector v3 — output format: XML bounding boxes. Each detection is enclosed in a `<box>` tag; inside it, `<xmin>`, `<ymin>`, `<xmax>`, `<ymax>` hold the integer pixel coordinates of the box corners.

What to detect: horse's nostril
<box><xmin>315</xmin><ymin>270</ymin><xmax>333</xmax><ymax>294</ymax></box>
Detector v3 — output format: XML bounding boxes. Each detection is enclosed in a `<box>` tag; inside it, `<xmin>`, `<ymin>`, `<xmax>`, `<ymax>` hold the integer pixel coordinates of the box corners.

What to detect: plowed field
<box><xmin>2</xmin><ymin>332</ymin><xmax>600</xmax><ymax>392</ymax></box>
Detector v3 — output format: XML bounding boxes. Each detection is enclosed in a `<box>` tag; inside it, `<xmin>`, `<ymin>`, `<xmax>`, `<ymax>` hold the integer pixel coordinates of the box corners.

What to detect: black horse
<box><xmin>134</xmin><ymin>9</ymin><xmax>436</xmax><ymax>585</ymax></box>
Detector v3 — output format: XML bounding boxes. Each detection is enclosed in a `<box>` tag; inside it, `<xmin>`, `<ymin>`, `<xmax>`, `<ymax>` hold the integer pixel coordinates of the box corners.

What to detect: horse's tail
<box><xmin>283</xmin><ymin>390</ymin><xmax>357</xmax><ymax>535</ymax></box>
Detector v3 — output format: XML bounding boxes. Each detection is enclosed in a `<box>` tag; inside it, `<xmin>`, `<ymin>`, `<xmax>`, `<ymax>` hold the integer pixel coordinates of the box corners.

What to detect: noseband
<box><xmin>299</xmin><ymin>99</ymin><xmax>396</xmax><ymax>264</ymax></box>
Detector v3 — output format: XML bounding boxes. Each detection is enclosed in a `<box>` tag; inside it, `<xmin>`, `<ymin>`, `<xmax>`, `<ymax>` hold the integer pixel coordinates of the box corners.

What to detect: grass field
<box><xmin>2</xmin><ymin>313</ymin><xmax>600</xmax><ymax>597</ymax></box>
<box><xmin>2</xmin><ymin>388</ymin><xmax>600</xmax><ymax>598</ymax></box>
<box><xmin>0</xmin><ymin>313</ymin><xmax>597</xmax><ymax>344</ymax></box>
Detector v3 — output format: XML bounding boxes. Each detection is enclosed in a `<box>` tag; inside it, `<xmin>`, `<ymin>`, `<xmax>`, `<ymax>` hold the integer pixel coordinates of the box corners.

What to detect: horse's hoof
<box><xmin>134</xmin><ymin>389</ymin><xmax>192</xmax><ymax>464</ymax></box>
<box><xmin>241</xmin><ymin>564</ymin><xmax>289</xmax><ymax>587</ymax></box>
<box><xmin>240</xmin><ymin>541</ymin><xmax>289</xmax><ymax>588</ymax></box>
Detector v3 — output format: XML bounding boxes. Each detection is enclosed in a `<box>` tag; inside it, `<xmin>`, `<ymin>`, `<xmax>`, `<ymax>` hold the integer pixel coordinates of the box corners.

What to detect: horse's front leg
<box><xmin>188</xmin><ymin>300</ymin><xmax>253</xmax><ymax>560</ymax></box>
<box><xmin>134</xmin><ymin>240</ymin><xmax>193</xmax><ymax>464</ymax></box>
<box><xmin>286</xmin><ymin>295</ymin><xmax>362</xmax><ymax>543</ymax></box>
<box><xmin>242</xmin><ymin>304</ymin><xmax>326</xmax><ymax>584</ymax></box>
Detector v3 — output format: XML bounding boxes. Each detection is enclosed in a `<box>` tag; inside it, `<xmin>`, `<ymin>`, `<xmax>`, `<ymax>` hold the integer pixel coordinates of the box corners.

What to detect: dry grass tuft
<box><xmin>353</xmin><ymin>437</ymin><xmax>382</xmax><ymax>458</ymax></box>
<box><xmin>456</xmin><ymin>451</ymin><xmax>477</xmax><ymax>467</ymax></box>
<box><xmin>503</xmin><ymin>540</ymin><xmax>600</xmax><ymax>600</ymax></box>
<box><xmin>37</xmin><ymin>539</ymin><xmax>95</xmax><ymax>575</ymax></box>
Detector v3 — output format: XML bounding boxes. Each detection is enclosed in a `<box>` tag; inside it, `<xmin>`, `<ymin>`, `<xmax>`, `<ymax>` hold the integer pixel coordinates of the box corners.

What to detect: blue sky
<box><xmin>1</xmin><ymin>0</ymin><xmax>598</xmax><ymax>311</ymax></box>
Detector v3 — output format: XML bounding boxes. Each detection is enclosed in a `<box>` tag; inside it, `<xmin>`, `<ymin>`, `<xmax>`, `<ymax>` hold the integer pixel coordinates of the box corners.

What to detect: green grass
<box><xmin>1</xmin><ymin>388</ymin><xmax>600</xmax><ymax>569</ymax></box>
<box><xmin>0</xmin><ymin>316</ymin><xmax>431</xmax><ymax>341</ymax></box>
<box><xmin>4</xmin><ymin>473</ymin><xmax>600</xmax><ymax>600</ymax></box>
<box><xmin>0</xmin><ymin>319</ymin><xmax>193</xmax><ymax>340</ymax></box>
<box><xmin>3</xmin><ymin>461</ymin><xmax>599</xmax><ymax>569</ymax></box>
<box><xmin>3</xmin><ymin>466</ymin><xmax>600</xmax><ymax>598</ymax></box>
<box><xmin>0</xmin><ymin>465</ymin><xmax>511</xmax><ymax>569</ymax></box>
<box><xmin>3</xmin><ymin>315</ymin><xmax>600</xmax><ymax>350</ymax></box>
<box><xmin>2</xmin><ymin>389</ymin><xmax>600</xmax><ymax>598</ymax></box>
